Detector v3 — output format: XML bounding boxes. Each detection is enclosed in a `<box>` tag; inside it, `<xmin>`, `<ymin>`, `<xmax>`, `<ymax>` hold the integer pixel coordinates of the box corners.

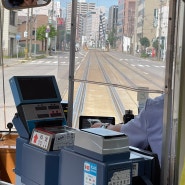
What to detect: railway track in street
<box><xmin>72</xmin><ymin>49</ymin><xmax>164</xmax><ymax>128</ymax></box>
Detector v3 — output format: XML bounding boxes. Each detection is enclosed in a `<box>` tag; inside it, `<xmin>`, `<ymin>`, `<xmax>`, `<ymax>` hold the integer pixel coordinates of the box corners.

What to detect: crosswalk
<box><xmin>28</xmin><ymin>60</ymin><xmax>67</xmax><ymax>65</ymax></box>
<box><xmin>28</xmin><ymin>57</ymin><xmax>165</xmax><ymax>69</ymax></box>
<box><xmin>28</xmin><ymin>55</ymin><xmax>83</xmax><ymax>65</ymax></box>
<box><xmin>119</xmin><ymin>58</ymin><xmax>165</xmax><ymax>68</ymax></box>
<box><xmin>122</xmin><ymin>59</ymin><xmax>165</xmax><ymax>69</ymax></box>
<box><xmin>129</xmin><ymin>63</ymin><xmax>165</xmax><ymax>68</ymax></box>
<box><xmin>28</xmin><ymin>60</ymin><xmax>79</xmax><ymax>66</ymax></box>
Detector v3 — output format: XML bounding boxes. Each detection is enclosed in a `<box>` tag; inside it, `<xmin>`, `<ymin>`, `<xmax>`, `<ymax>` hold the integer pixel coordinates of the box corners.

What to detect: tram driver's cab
<box><xmin>8</xmin><ymin>74</ymin><xmax>160</xmax><ymax>185</ymax></box>
<box><xmin>2</xmin><ymin>1</ymin><xmax>160</xmax><ymax>184</ymax></box>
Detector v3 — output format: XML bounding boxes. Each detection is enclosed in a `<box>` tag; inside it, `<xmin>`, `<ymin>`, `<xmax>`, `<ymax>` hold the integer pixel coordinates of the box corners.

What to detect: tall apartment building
<box><xmin>83</xmin><ymin>10</ymin><xmax>99</xmax><ymax>47</ymax></box>
<box><xmin>117</xmin><ymin>0</ymin><xmax>124</xmax><ymax>51</ymax></box>
<box><xmin>107</xmin><ymin>5</ymin><xmax>118</xmax><ymax>48</ymax></box>
<box><xmin>82</xmin><ymin>6</ymin><xmax>106</xmax><ymax>47</ymax></box>
<box><xmin>107</xmin><ymin>5</ymin><xmax>118</xmax><ymax>33</ymax></box>
<box><xmin>123</xmin><ymin>0</ymin><xmax>136</xmax><ymax>38</ymax></box>
<box><xmin>66</xmin><ymin>2</ymin><xmax>96</xmax><ymax>32</ymax></box>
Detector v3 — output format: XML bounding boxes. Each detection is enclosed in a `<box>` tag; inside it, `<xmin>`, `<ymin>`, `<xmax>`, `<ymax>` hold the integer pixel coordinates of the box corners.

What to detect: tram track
<box><xmin>73</xmin><ymin>51</ymin><xmax>125</xmax><ymax>127</ymax></box>
<box><xmin>95</xmin><ymin>52</ymin><xmax>125</xmax><ymax>121</ymax></box>
<box><xmin>102</xmin><ymin>51</ymin><xmax>164</xmax><ymax>91</ymax></box>
<box><xmin>72</xmin><ymin>49</ymin><xmax>164</xmax><ymax>128</ymax></box>
<box><xmin>73</xmin><ymin>54</ymin><xmax>90</xmax><ymax>127</ymax></box>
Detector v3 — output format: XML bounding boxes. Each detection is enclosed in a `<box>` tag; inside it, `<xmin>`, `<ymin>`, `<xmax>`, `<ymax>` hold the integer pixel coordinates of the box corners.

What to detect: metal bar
<box><xmin>174</xmin><ymin>1</ymin><xmax>185</xmax><ymax>184</ymax></box>
<box><xmin>67</xmin><ymin>0</ymin><xmax>77</xmax><ymax>127</ymax></box>
<box><xmin>160</xmin><ymin>0</ymin><xmax>178</xmax><ymax>184</ymax></box>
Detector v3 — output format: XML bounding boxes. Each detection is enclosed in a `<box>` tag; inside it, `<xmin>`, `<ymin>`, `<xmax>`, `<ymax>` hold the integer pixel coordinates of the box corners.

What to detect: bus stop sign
<box><xmin>16</xmin><ymin>34</ymin><xmax>21</xmax><ymax>41</ymax></box>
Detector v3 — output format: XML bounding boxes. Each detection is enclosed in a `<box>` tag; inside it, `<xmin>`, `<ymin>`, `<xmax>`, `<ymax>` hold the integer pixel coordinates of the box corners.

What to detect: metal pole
<box><xmin>67</xmin><ymin>0</ymin><xmax>77</xmax><ymax>127</ymax></box>
<box><xmin>158</xmin><ymin>0</ymin><xmax>162</xmax><ymax>61</ymax></box>
<box><xmin>171</xmin><ymin>2</ymin><xmax>185</xmax><ymax>184</ymax></box>
<box><xmin>0</xmin><ymin>2</ymin><xmax>3</xmax><ymax>66</ymax></box>
<box><xmin>25</xmin><ymin>9</ymin><xmax>29</xmax><ymax>59</ymax></box>
<box><xmin>160</xmin><ymin>0</ymin><xmax>177</xmax><ymax>184</ymax></box>
<box><xmin>17</xmin><ymin>40</ymin><xmax>19</xmax><ymax>60</ymax></box>
<box><xmin>29</xmin><ymin>8</ymin><xmax>33</xmax><ymax>58</ymax></box>
<box><xmin>34</xmin><ymin>11</ymin><xmax>37</xmax><ymax>56</ymax></box>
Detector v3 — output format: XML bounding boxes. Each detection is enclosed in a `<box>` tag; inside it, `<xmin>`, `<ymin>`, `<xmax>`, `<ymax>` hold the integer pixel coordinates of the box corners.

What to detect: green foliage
<box><xmin>36</xmin><ymin>25</ymin><xmax>47</xmax><ymax>41</ymax></box>
<box><xmin>152</xmin><ymin>39</ymin><xmax>158</xmax><ymax>50</ymax></box>
<box><xmin>140</xmin><ymin>37</ymin><xmax>150</xmax><ymax>48</ymax></box>
<box><xmin>36</xmin><ymin>25</ymin><xmax>57</xmax><ymax>41</ymax></box>
<box><xmin>108</xmin><ymin>29</ymin><xmax>117</xmax><ymax>48</ymax></box>
<box><xmin>49</xmin><ymin>25</ymin><xmax>57</xmax><ymax>38</ymax></box>
<box><xmin>141</xmin><ymin>52</ymin><xmax>149</xmax><ymax>58</ymax></box>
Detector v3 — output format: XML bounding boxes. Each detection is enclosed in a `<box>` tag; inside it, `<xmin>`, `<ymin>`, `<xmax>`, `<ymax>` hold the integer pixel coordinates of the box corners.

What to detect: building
<box><xmin>123</xmin><ymin>0</ymin><xmax>135</xmax><ymax>38</ymax></box>
<box><xmin>108</xmin><ymin>5</ymin><xmax>118</xmax><ymax>33</ymax></box>
<box><xmin>66</xmin><ymin>2</ymin><xmax>96</xmax><ymax>32</ymax></box>
<box><xmin>82</xmin><ymin>7</ymin><xmax>106</xmax><ymax>48</ymax></box>
<box><xmin>2</xmin><ymin>1</ymin><xmax>60</xmax><ymax>57</ymax></box>
<box><xmin>135</xmin><ymin>0</ymin><xmax>164</xmax><ymax>52</ymax></box>
<box><xmin>107</xmin><ymin>5</ymin><xmax>118</xmax><ymax>48</ymax></box>
<box><xmin>3</xmin><ymin>9</ymin><xmax>18</xmax><ymax>57</ymax></box>
<box><xmin>17</xmin><ymin>14</ymin><xmax>49</xmax><ymax>53</ymax></box>
<box><xmin>117</xmin><ymin>0</ymin><xmax>124</xmax><ymax>51</ymax></box>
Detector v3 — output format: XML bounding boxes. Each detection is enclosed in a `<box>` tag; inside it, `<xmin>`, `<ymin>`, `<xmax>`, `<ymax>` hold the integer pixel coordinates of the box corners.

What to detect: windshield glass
<box><xmin>0</xmin><ymin>0</ymin><xmax>167</xmax><ymax>130</ymax></box>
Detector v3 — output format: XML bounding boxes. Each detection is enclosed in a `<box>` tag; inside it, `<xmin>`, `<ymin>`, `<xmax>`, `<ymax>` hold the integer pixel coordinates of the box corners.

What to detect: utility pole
<box><xmin>158</xmin><ymin>0</ymin><xmax>162</xmax><ymax>61</ymax></box>
<box><xmin>25</xmin><ymin>9</ymin><xmax>29</xmax><ymax>59</ymax></box>
<box><xmin>50</xmin><ymin>0</ymin><xmax>54</xmax><ymax>54</ymax></box>
<box><xmin>34</xmin><ymin>10</ymin><xmax>38</xmax><ymax>56</ymax></box>
<box><xmin>29</xmin><ymin>8</ymin><xmax>33</xmax><ymax>58</ymax></box>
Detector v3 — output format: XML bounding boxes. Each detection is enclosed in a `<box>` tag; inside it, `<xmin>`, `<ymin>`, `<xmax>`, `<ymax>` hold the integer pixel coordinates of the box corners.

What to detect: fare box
<box><xmin>30</xmin><ymin>126</ymin><xmax>76</xmax><ymax>151</ymax></box>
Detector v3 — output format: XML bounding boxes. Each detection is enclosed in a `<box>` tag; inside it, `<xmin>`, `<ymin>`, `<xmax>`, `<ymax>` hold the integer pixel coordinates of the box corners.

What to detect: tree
<box><xmin>152</xmin><ymin>39</ymin><xmax>158</xmax><ymax>54</ymax></box>
<box><xmin>36</xmin><ymin>25</ymin><xmax>57</xmax><ymax>51</ymax></box>
<box><xmin>36</xmin><ymin>25</ymin><xmax>46</xmax><ymax>51</ymax></box>
<box><xmin>152</xmin><ymin>38</ymin><xmax>164</xmax><ymax>58</ymax></box>
<box><xmin>108</xmin><ymin>28</ymin><xmax>117</xmax><ymax>48</ymax></box>
<box><xmin>48</xmin><ymin>25</ymin><xmax>57</xmax><ymax>38</ymax></box>
<box><xmin>140</xmin><ymin>37</ymin><xmax>150</xmax><ymax>48</ymax></box>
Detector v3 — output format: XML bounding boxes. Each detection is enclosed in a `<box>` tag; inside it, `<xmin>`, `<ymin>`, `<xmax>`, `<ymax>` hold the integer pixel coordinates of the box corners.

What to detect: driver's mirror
<box><xmin>2</xmin><ymin>0</ymin><xmax>51</xmax><ymax>10</ymax></box>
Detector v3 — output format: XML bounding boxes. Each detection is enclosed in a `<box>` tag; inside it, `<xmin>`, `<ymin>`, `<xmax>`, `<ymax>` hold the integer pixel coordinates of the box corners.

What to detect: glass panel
<box><xmin>0</xmin><ymin>0</ymin><xmax>168</xmax><ymax>131</ymax></box>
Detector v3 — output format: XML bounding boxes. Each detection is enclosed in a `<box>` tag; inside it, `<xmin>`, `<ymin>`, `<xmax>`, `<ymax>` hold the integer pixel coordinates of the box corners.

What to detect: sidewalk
<box><xmin>2</xmin><ymin>57</ymin><xmax>28</xmax><ymax>66</ymax></box>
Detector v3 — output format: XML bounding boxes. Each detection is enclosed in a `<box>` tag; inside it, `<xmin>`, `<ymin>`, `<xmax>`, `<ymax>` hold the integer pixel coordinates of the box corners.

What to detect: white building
<box><xmin>157</xmin><ymin>3</ymin><xmax>169</xmax><ymax>60</ymax></box>
<box><xmin>3</xmin><ymin>9</ymin><xmax>18</xmax><ymax>57</ymax></box>
<box><xmin>82</xmin><ymin>7</ymin><xmax>106</xmax><ymax>48</ymax></box>
<box><xmin>66</xmin><ymin>1</ymin><xmax>96</xmax><ymax>32</ymax></box>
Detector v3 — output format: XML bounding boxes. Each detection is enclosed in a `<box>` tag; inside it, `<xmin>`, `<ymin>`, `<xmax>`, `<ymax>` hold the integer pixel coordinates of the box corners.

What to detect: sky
<box><xmin>57</xmin><ymin>0</ymin><xmax>118</xmax><ymax>9</ymax></box>
<box><xmin>86</xmin><ymin>0</ymin><xmax>118</xmax><ymax>7</ymax></box>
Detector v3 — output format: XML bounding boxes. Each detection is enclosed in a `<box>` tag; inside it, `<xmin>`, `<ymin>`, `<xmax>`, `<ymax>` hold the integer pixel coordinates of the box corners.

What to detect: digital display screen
<box><xmin>17</xmin><ymin>76</ymin><xmax>58</xmax><ymax>100</ymax></box>
<box><xmin>79</xmin><ymin>116</ymin><xmax>115</xmax><ymax>129</ymax></box>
